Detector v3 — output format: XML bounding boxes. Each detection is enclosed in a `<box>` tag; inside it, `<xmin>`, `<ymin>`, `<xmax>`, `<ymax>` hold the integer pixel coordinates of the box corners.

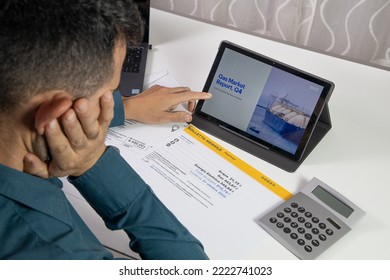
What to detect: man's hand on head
<box><xmin>24</xmin><ymin>92</ymin><xmax>114</xmax><ymax>178</ymax></box>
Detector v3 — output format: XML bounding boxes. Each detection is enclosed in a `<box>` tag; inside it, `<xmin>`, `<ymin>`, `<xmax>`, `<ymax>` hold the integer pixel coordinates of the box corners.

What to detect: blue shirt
<box><xmin>0</xmin><ymin>93</ymin><xmax>208</xmax><ymax>260</ymax></box>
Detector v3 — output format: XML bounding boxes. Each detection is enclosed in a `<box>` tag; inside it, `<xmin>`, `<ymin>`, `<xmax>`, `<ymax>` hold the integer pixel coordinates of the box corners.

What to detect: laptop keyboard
<box><xmin>122</xmin><ymin>46</ymin><xmax>143</xmax><ymax>73</ymax></box>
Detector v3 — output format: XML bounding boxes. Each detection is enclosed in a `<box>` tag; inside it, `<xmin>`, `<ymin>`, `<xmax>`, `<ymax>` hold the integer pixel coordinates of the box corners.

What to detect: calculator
<box><xmin>256</xmin><ymin>177</ymin><xmax>365</xmax><ymax>259</ymax></box>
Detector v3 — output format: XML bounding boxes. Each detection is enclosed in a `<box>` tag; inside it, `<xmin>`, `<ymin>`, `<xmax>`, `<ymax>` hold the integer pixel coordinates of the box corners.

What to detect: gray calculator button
<box><xmin>277</xmin><ymin>212</ymin><xmax>284</xmax><ymax>218</ymax></box>
<box><xmin>319</xmin><ymin>222</ymin><xmax>326</xmax><ymax>229</ymax></box>
<box><xmin>290</xmin><ymin>233</ymin><xmax>298</xmax><ymax>240</ymax></box>
<box><xmin>304</xmin><ymin>245</ymin><xmax>313</xmax><ymax>252</ymax></box>
<box><xmin>312</xmin><ymin>228</ymin><xmax>319</xmax><ymax>234</ymax></box>
<box><xmin>291</xmin><ymin>222</ymin><xmax>298</xmax><ymax>228</ymax></box>
<box><xmin>269</xmin><ymin>217</ymin><xmax>277</xmax><ymax>223</ymax></box>
<box><xmin>304</xmin><ymin>233</ymin><xmax>312</xmax><ymax>240</ymax></box>
<box><xmin>326</xmin><ymin>229</ymin><xmax>334</xmax><ymax>236</ymax></box>
<box><xmin>284</xmin><ymin>207</ymin><xmax>292</xmax><ymax>213</ymax></box>
<box><xmin>291</xmin><ymin>202</ymin><xmax>298</xmax><ymax>208</ymax></box>
<box><xmin>305</xmin><ymin>212</ymin><xmax>313</xmax><ymax>218</ymax></box>
<box><xmin>298</xmin><ymin>206</ymin><xmax>305</xmax><ymax>213</ymax></box>
<box><xmin>291</xmin><ymin>211</ymin><xmax>298</xmax><ymax>218</ymax></box>
<box><xmin>312</xmin><ymin>217</ymin><xmax>319</xmax><ymax>223</ymax></box>
<box><xmin>305</xmin><ymin>222</ymin><xmax>313</xmax><ymax>229</ymax></box>
<box><xmin>297</xmin><ymin>239</ymin><xmax>305</xmax><ymax>246</ymax></box>
<box><xmin>298</xmin><ymin>227</ymin><xmax>305</xmax><ymax>234</ymax></box>
<box><xmin>276</xmin><ymin>222</ymin><xmax>284</xmax><ymax>228</ymax></box>
<box><xmin>319</xmin><ymin>234</ymin><xmax>327</xmax><ymax>241</ymax></box>
<box><xmin>283</xmin><ymin>227</ymin><xmax>291</xmax><ymax>234</ymax></box>
<box><xmin>298</xmin><ymin>217</ymin><xmax>305</xmax><ymax>223</ymax></box>
<box><xmin>312</xmin><ymin>239</ymin><xmax>320</xmax><ymax>247</ymax></box>
<box><xmin>284</xmin><ymin>217</ymin><xmax>292</xmax><ymax>223</ymax></box>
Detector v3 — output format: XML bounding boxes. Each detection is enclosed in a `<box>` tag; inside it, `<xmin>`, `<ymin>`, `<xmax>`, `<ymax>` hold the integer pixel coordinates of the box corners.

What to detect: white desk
<box><xmin>64</xmin><ymin>8</ymin><xmax>390</xmax><ymax>260</ymax></box>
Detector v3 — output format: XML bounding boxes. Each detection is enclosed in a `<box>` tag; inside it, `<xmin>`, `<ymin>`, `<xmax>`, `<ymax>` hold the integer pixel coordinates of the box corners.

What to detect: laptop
<box><xmin>192</xmin><ymin>41</ymin><xmax>334</xmax><ymax>172</ymax></box>
<box><xmin>119</xmin><ymin>0</ymin><xmax>150</xmax><ymax>96</ymax></box>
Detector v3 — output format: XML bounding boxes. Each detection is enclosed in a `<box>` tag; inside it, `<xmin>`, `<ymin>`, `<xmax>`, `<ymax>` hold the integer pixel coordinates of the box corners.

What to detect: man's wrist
<box><xmin>68</xmin><ymin>145</ymin><xmax>109</xmax><ymax>178</ymax></box>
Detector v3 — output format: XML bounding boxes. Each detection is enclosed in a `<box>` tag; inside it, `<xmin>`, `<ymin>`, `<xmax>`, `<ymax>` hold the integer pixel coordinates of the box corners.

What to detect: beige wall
<box><xmin>151</xmin><ymin>0</ymin><xmax>390</xmax><ymax>71</ymax></box>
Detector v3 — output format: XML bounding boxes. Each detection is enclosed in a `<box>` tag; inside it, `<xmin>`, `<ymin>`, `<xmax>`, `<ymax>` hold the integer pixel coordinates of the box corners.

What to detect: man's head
<box><xmin>0</xmin><ymin>0</ymin><xmax>143</xmax><ymax>115</ymax></box>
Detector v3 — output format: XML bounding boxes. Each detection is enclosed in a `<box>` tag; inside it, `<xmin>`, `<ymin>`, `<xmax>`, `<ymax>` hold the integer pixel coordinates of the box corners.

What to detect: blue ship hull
<box><xmin>264</xmin><ymin>110</ymin><xmax>304</xmax><ymax>145</ymax></box>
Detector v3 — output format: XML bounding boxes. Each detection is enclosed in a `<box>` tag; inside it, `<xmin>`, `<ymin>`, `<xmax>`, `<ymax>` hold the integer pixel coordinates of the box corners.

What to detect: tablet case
<box><xmin>191</xmin><ymin>103</ymin><xmax>331</xmax><ymax>173</ymax></box>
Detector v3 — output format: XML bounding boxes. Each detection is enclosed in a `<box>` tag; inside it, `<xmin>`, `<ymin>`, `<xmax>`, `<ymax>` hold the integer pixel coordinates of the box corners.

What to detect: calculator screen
<box><xmin>312</xmin><ymin>185</ymin><xmax>354</xmax><ymax>218</ymax></box>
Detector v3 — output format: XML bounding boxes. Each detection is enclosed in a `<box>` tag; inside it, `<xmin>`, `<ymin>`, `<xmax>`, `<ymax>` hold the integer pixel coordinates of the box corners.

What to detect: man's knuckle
<box><xmin>52</xmin><ymin>143</ymin><xmax>68</xmax><ymax>154</ymax></box>
<box><xmin>87</xmin><ymin>131</ymin><xmax>100</xmax><ymax>140</ymax></box>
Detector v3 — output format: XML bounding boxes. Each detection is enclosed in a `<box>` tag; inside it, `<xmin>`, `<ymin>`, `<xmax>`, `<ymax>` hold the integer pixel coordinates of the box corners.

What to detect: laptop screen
<box><xmin>119</xmin><ymin>0</ymin><xmax>150</xmax><ymax>96</ymax></box>
<box><xmin>134</xmin><ymin>0</ymin><xmax>150</xmax><ymax>44</ymax></box>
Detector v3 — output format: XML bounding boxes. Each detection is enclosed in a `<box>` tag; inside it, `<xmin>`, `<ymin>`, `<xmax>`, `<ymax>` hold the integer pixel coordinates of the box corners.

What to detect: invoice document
<box><xmin>106</xmin><ymin>121</ymin><xmax>292</xmax><ymax>258</ymax></box>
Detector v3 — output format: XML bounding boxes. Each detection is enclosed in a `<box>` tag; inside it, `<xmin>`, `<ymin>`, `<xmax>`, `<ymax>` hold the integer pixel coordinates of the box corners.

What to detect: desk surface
<box><xmin>65</xmin><ymin>8</ymin><xmax>390</xmax><ymax>260</ymax></box>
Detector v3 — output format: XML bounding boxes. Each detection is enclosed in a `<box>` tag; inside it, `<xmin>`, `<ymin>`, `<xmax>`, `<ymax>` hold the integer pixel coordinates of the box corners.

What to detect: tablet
<box><xmin>193</xmin><ymin>41</ymin><xmax>334</xmax><ymax>165</ymax></box>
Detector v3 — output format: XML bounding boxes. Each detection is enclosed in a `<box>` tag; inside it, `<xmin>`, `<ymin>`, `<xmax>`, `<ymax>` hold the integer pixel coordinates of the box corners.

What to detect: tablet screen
<box><xmin>195</xmin><ymin>41</ymin><xmax>334</xmax><ymax>160</ymax></box>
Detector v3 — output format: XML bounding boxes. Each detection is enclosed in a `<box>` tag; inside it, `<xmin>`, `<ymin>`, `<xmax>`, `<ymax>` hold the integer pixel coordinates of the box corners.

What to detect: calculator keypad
<box><xmin>257</xmin><ymin>192</ymin><xmax>351</xmax><ymax>259</ymax></box>
<box><xmin>270</xmin><ymin>204</ymin><xmax>335</xmax><ymax>254</ymax></box>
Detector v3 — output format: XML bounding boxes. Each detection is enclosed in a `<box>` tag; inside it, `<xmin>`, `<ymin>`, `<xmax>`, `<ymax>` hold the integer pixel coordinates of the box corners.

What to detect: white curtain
<box><xmin>151</xmin><ymin>0</ymin><xmax>390</xmax><ymax>70</ymax></box>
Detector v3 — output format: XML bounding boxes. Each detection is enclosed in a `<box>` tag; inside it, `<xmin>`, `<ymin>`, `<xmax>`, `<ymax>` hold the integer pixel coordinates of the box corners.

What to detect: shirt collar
<box><xmin>0</xmin><ymin>164</ymin><xmax>72</xmax><ymax>226</ymax></box>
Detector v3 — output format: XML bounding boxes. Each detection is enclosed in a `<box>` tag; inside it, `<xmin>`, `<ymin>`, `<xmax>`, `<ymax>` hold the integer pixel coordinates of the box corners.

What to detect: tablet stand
<box><xmin>191</xmin><ymin>104</ymin><xmax>332</xmax><ymax>173</ymax></box>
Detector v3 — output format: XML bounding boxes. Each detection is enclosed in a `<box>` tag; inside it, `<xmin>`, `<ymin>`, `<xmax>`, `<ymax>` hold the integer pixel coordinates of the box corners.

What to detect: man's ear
<box><xmin>34</xmin><ymin>92</ymin><xmax>73</xmax><ymax>135</ymax></box>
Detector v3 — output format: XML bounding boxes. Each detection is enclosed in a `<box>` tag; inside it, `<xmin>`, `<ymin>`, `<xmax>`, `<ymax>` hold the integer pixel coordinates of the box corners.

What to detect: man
<box><xmin>0</xmin><ymin>0</ymin><xmax>211</xmax><ymax>259</ymax></box>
